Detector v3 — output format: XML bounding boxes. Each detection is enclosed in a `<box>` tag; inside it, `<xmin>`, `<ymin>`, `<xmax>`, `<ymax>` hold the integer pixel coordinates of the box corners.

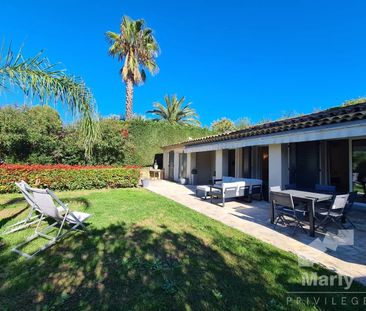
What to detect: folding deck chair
<box><xmin>2</xmin><ymin>181</ymin><xmax>42</xmax><ymax>235</ymax></box>
<box><xmin>12</xmin><ymin>185</ymin><xmax>91</xmax><ymax>259</ymax></box>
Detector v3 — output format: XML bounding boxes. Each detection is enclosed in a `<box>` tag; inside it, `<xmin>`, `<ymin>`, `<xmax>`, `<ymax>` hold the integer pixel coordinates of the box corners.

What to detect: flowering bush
<box><xmin>0</xmin><ymin>164</ymin><xmax>141</xmax><ymax>193</ymax></box>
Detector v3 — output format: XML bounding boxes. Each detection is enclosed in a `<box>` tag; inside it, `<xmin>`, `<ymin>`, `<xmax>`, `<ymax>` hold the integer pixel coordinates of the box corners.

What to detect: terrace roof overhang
<box><xmin>183</xmin><ymin>119</ymin><xmax>366</xmax><ymax>153</ymax></box>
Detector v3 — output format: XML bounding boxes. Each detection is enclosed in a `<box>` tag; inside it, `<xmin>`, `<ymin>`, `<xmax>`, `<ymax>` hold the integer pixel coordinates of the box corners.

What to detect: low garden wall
<box><xmin>0</xmin><ymin>164</ymin><xmax>141</xmax><ymax>193</ymax></box>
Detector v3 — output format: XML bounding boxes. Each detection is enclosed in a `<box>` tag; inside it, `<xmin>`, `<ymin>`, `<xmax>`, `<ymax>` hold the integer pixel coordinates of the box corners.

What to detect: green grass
<box><xmin>0</xmin><ymin>188</ymin><xmax>365</xmax><ymax>310</ymax></box>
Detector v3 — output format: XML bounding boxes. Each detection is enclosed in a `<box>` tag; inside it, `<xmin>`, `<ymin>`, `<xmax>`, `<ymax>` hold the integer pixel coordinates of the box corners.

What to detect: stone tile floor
<box><xmin>147</xmin><ymin>180</ymin><xmax>366</xmax><ymax>285</ymax></box>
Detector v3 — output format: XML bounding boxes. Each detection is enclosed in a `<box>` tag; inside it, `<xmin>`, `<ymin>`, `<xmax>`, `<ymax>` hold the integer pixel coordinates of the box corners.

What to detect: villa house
<box><xmin>162</xmin><ymin>102</ymin><xmax>366</xmax><ymax>201</ymax></box>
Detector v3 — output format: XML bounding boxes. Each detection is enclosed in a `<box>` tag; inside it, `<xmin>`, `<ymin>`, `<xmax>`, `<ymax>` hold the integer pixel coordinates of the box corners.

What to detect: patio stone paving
<box><xmin>147</xmin><ymin>180</ymin><xmax>366</xmax><ymax>285</ymax></box>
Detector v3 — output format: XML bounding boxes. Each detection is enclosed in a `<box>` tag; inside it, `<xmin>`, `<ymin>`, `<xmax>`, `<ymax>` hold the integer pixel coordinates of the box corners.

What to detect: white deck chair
<box><xmin>2</xmin><ymin>181</ymin><xmax>42</xmax><ymax>235</ymax></box>
<box><xmin>12</xmin><ymin>186</ymin><xmax>91</xmax><ymax>259</ymax></box>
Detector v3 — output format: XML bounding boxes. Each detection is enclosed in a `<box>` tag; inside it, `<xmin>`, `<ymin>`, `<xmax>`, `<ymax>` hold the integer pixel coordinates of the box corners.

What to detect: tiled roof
<box><xmin>163</xmin><ymin>102</ymin><xmax>366</xmax><ymax>149</ymax></box>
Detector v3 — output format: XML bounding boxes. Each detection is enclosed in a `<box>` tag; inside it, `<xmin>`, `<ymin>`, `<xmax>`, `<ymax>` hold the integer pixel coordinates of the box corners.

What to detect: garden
<box><xmin>1</xmin><ymin>8</ymin><xmax>366</xmax><ymax>311</ymax></box>
<box><xmin>2</xmin><ymin>187</ymin><xmax>365</xmax><ymax>310</ymax></box>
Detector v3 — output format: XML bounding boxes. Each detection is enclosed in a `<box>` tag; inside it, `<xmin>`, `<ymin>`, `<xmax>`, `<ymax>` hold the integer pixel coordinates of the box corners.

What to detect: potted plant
<box><xmin>191</xmin><ymin>168</ymin><xmax>198</xmax><ymax>185</ymax></box>
<box><xmin>142</xmin><ymin>178</ymin><xmax>150</xmax><ymax>187</ymax></box>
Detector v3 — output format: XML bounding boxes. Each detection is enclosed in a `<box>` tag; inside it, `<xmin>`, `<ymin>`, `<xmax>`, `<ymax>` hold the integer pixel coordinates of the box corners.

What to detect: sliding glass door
<box><xmin>352</xmin><ymin>139</ymin><xmax>366</xmax><ymax>196</ymax></box>
<box><xmin>289</xmin><ymin>142</ymin><xmax>320</xmax><ymax>190</ymax></box>
<box><xmin>178</xmin><ymin>153</ymin><xmax>187</xmax><ymax>179</ymax></box>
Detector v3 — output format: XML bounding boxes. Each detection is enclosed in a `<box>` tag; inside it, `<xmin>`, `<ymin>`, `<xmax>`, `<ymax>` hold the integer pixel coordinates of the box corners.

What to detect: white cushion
<box><xmin>196</xmin><ymin>185</ymin><xmax>211</xmax><ymax>191</ymax></box>
<box><xmin>219</xmin><ymin>178</ymin><xmax>263</xmax><ymax>198</ymax></box>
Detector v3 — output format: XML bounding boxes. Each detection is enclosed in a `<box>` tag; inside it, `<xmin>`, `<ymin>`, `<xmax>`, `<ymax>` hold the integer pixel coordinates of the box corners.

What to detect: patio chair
<box><xmin>2</xmin><ymin>181</ymin><xmax>42</xmax><ymax>235</ymax></box>
<box><xmin>342</xmin><ymin>191</ymin><xmax>357</xmax><ymax>228</ymax></box>
<box><xmin>315</xmin><ymin>194</ymin><xmax>349</xmax><ymax>231</ymax></box>
<box><xmin>284</xmin><ymin>183</ymin><xmax>297</xmax><ymax>190</ymax></box>
<box><xmin>315</xmin><ymin>184</ymin><xmax>336</xmax><ymax>195</ymax></box>
<box><xmin>12</xmin><ymin>186</ymin><xmax>91</xmax><ymax>259</ymax></box>
<box><xmin>271</xmin><ymin>191</ymin><xmax>307</xmax><ymax>235</ymax></box>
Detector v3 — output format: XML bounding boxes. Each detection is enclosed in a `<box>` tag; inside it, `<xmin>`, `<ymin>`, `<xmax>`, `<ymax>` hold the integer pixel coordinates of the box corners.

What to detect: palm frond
<box><xmin>0</xmin><ymin>45</ymin><xmax>97</xmax><ymax>157</ymax></box>
<box><xmin>106</xmin><ymin>16</ymin><xmax>160</xmax><ymax>85</ymax></box>
<box><xmin>146</xmin><ymin>95</ymin><xmax>200</xmax><ymax>126</ymax></box>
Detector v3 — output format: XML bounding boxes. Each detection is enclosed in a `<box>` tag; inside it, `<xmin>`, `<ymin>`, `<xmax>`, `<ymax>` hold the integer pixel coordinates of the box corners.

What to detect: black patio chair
<box><xmin>240</xmin><ymin>185</ymin><xmax>251</xmax><ymax>202</ymax></box>
<box><xmin>315</xmin><ymin>184</ymin><xmax>336</xmax><ymax>195</ymax></box>
<box><xmin>315</xmin><ymin>194</ymin><xmax>349</xmax><ymax>231</ymax></box>
<box><xmin>342</xmin><ymin>191</ymin><xmax>358</xmax><ymax>228</ymax></box>
<box><xmin>285</xmin><ymin>183</ymin><xmax>297</xmax><ymax>190</ymax></box>
<box><xmin>271</xmin><ymin>191</ymin><xmax>307</xmax><ymax>235</ymax></box>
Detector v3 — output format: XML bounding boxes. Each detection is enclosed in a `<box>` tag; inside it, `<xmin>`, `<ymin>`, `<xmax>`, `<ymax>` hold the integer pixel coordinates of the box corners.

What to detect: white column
<box><xmin>215</xmin><ymin>149</ymin><xmax>223</xmax><ymax>179</ymax></box>
<box><xmin>163</xmin><ymin>151</ymin><xmax>169</xmax><ymax>180</ymax></box>
<box><xmin>173</xmin><ymin>151</ymin><xmax>180</xmax><ymax>181</ymax></box>
<box><xmin>269</xmin><ymin>144</ymin><xmax>284</xmax><ymax>190</ymax></box>
<box><xmin>235</xmin><ymin>148</ymin><xmax>243</xmax><ymax>178</ymax></box>
<box><xmin>186</xmin><ymin>153</ymin><xmax>192</xmax><ymax>183</ymax></box>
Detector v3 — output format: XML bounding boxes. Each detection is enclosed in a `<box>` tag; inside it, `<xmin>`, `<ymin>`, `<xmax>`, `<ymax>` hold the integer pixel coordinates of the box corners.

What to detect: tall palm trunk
<box><xmin>125</xmin><ymin>78</ymin><xmax>134</xmax><ymax>120</ymax></box>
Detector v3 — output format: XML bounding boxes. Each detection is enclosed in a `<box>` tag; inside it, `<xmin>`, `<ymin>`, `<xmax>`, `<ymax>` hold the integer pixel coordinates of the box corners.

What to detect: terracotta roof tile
<box><xmin>163</xmin><ymin>102</ymin><xmax>366</xmax><ymax>148</ymax></box>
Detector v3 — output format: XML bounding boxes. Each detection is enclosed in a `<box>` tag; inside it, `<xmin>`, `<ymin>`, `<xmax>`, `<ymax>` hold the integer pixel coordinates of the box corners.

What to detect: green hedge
<box><xmin>0</xmin><ymin>165</ymin><xmax>140</xmax><ymax>193</ymax></box>
<box><xmin>124</xmin><ymin>119</ymin><xmax>212</xmax><ymax>166</ymax></box>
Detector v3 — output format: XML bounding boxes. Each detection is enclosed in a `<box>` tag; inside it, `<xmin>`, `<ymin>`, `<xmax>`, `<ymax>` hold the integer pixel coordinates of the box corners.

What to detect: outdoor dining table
<box><xmin>270</xmin><ymin>189</ymin><xmax>333</xmax><ymax>237</ymax></box>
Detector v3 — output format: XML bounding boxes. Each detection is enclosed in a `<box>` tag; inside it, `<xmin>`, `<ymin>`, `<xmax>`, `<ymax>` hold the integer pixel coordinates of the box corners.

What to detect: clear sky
<box><xmin>1</xmin><ymin>0</ymin><xmax>366</xmax><ymax>125</ymax></box>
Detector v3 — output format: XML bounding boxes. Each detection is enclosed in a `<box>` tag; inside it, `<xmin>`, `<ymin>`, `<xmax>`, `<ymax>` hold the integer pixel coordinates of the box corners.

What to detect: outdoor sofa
<box><xmin>205</xmin><ymin>176</ymin><xmax>263</xmax><ymax>206</ymax></box>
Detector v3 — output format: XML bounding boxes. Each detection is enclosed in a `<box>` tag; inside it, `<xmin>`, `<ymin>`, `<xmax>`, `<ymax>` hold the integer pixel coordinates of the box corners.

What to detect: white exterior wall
<box><xmin>184</xmin><ymin>119</ymin><xmax>366</xmax><ymax>153</ymax></box>
<box><xmin>269</xmin><ymin>144</ymin><xmax>283</xmax><ymax>190</ymax></box>
<box><xmin>215</xmin><ymin>150</ymin><xmax>223</xmax><ymax>179</ymax></box>
<box><xmin>187</xmin><ymin>152</ymin><xmax>192</xmax><ymax>183</ymax></box>
<box><xmin>173</xmin><ymin>151</ymin><xmax>180</xmax><ymax>181</ymax></box>
<box><xmin>162</xmin><ymin>147</ymin><xmax>184</xmax><ymax>182</ymax></box>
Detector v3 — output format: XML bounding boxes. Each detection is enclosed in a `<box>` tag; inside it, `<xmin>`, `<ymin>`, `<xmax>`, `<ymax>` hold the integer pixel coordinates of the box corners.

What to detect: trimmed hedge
<box><xmin>0</xmin><ymin>164</ymin><xmax>140</xmax><ymax>193</ymax></box>
<box><xmin>124</xmin><ymin>119</ymin><xmax>212</xmax><ymax>166</ymax></box>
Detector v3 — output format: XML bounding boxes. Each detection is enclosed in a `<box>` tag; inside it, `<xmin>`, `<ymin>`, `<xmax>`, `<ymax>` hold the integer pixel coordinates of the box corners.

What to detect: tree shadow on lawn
<box><xmin>0</xmin><ymin>222</ymin><xmax>365</xmax><ymax>311</ymax></box>
<box><xmin>0</xmin><ymin>197</ymin><xmax>25</xmax><ymax>209</ymax></box>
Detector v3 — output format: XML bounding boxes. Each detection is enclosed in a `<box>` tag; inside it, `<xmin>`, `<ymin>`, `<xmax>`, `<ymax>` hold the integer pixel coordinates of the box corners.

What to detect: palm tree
<box><xmin>106</xmin><ymin>16</ymin><xmax>159</xmax><ymax>120</ymax></box>
<box><xmin>147</xmin><ymin>95</ymin><xmax>200</xmax><ymax>126</ymax></box>
<box><xmin>0</xmin><ymin>45</ymin><xmax>96</xmax><ymax>156</ymax></box>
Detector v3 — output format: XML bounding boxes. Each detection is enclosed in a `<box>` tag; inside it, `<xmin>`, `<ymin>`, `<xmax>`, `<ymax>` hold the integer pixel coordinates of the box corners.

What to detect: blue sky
<box><xmin>1</xmin><ymin>0</ymin><xmax>366</xmax><ymax>126</ymax></box>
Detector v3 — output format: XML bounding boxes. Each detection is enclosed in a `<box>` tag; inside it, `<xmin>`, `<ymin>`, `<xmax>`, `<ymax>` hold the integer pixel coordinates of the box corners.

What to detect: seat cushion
<box><xmin>196</xmin><ymin>185</ymin><xmax>211</xmax><ymax>192</ymax></box>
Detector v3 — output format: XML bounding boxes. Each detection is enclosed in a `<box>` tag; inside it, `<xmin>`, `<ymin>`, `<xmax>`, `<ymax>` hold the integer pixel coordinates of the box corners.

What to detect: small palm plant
<box><xmin>147</xmin><ymin>95</ymin><xmax>200</xmax><ymax>126</ymax></box>
<box><xmin>0</xmin><ymin>45</ymin><xmax>96</xmax><ymax>156</ymax></box>
<box><xmin>106</xmin><ymin>16</ymin><xmax>159</xmax><ymax>120</ymax></box>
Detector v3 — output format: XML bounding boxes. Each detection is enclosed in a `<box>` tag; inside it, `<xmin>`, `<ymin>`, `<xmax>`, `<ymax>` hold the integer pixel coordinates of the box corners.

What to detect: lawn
<box><xmin>0</xmin><ymin>188</ymin><xmax>364</xmax><ymax>310</ymax></box>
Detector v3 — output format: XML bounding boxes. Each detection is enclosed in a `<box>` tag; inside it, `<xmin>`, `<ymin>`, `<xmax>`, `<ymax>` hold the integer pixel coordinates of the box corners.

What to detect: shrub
<box><xmin>0</xmin><ymin>105</ymin><xmax>63</xmax><ymax>163</ymax></box>
<box><xmin>0</xmin><ymin>164</ymin><xmax>140</xmax><ymax>193</ymax></box>
<box><xmin>0</xmin><ymin>106</ymin><xmax>213</xmax><ymax>166</ymax></box>
<box><xmin>210</xmin><ymin>118</ymin><xmax>235</xmax><ymax>133</ymax></box>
